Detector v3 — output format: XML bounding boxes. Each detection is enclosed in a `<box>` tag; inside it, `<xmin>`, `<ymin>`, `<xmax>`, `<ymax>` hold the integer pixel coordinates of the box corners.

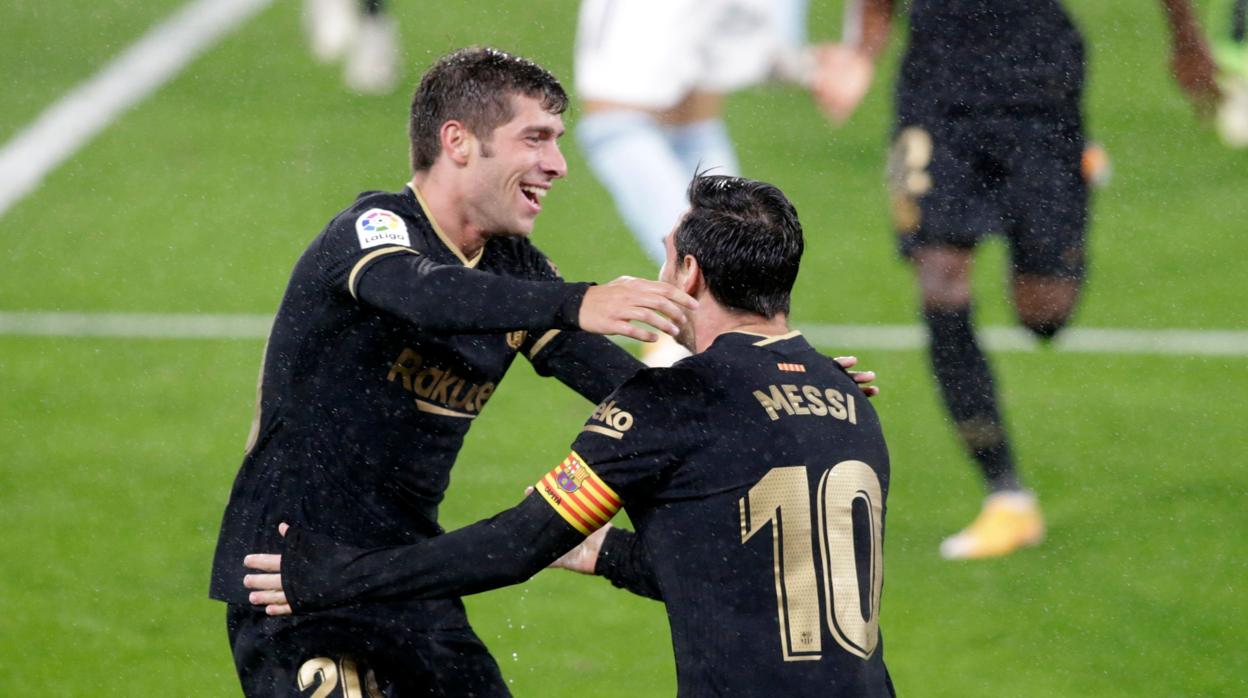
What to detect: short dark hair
<box><xmin>673</xmin><ymin>174</ymin><xmax>804</xmax><ymax>318</ymax></box>
<box><xmin>409</xmin><ymin>47</ymin><xmax>569</xmax><ymax>172</ymax></box>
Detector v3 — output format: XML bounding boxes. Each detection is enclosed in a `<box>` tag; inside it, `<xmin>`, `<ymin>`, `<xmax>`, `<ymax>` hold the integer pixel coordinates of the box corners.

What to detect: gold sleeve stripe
<box><xmin>348</xmin><ymin>246</ymin><xmax>416</xmax><ymax>299</ymax></box>
<box><xmin>534</xmin><ymin>452</ymin><xmax>622</xmax><ymax>536</ymax></box>
<box><xmin>525</xmin><ymin>329</ymin><xmax>561</xmax><ymax>359</ymax></box>
<box><xmin>414</xmin><ymin>399</ymin><xmax>476</xmax><ymax>419</ymax></box>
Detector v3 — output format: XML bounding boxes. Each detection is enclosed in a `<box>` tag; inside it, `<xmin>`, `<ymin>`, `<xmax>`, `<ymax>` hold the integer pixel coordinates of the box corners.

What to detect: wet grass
<box><xmin>1</xmin><ymin>0</ymin><xmax>1244</xmax><ymax>694</ymax></box>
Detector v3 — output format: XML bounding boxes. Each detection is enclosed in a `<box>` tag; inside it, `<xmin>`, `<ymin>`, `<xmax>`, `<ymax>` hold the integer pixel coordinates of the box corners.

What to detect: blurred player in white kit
<box><xmin>574</xmin><ymin>0</ymin><xmax>818</xmax><ymax>365</ymax></box>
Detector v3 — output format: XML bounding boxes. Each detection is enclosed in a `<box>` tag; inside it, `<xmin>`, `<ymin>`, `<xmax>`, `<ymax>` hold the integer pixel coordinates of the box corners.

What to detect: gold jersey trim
<box><xmin>409</xmin><ymin>184</ymin><xmax>482</xmax><ymax>268</ymax></box>
<box><xmin>749</xmin><ymin>330</ymin><xmax>803</xmax><ymax>347</ymax></box>
<box><xmin>348</xmin><ymin>246</ymin><xmax>416</xmax><ymax>299</ymax></box>
<box><xmin>414</xmin><ymin>399</ymin><xmax>477</xmax><ymax>419</ymax></box>
<box><xmin>525</xmin><ymin>329</ymin><xmax>562</xmax><ymax>359</ymax></box>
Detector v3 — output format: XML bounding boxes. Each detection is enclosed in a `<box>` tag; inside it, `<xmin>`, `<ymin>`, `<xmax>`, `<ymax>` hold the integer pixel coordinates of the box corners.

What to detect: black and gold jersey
<box><xmin>554</xmin><ymin>331</ymin><xmax>894</xmax><ymax>697</ymax></box>
<box><xmin>899</xmin><ymin>0</ymin><xmax>1084</xmax><ymax>120</ymax></box>
<box><xmin>281</xmin><ymin>331</ymin><xmax>893</xmax><ymax>696</ymax></box>
<box><xmin>209</xmin><ymin>185</ymin><xmax>640</xmax><ymax>604</ymax></box>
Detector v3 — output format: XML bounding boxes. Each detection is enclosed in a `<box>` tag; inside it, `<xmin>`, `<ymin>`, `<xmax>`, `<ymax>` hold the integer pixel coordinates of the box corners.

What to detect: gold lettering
<box><xmin>825</xmin><ymin>389</ymin><xmax>847</xmax><ymax>420</ymax></box>
<box><xmin>783</xmin><ymin>384</ymin><xmax>810</xmax><ymax>415</ymax></box>
<box><xmin>431</xmin><ymin>370</ymin><xmax>459</xmax><ymax>403</ymax></box>
<box><xmin>802</xmin><ymin>385</ymin><xmax>828</xmax><ymax>416</ymax></box>
<box><xmin>387</xmin><ymin>348</ymin><xmax>422</xmax><ymax>391</ymax></box>
<box><xmin>412</xmin><ymin>367</ymin><xmax>440</xmax><ymax>398</ymax></box>
<box><xmin>445</xmin><ymin>378</ymin><xmax>468</xmax><ymax>408</ymax></box>
<box><xmin>475</xmin><ymin>382</ymin><xmax>495</xmax><ymax>412</ymax></box>
<box><xmin>451</xmin><ymin>383</ymin><xmax>478</xmax><ymax>410</ymax></box>
<box><xmin>769</xmin><ymin>385</ymin><xmax>795</xmax><ymax>416</ymax></box>
<box><xmin>847</xmin><ymin>393</ymin><xmax>858</xmax><ymax>425</ymax></box>
<box><xmin>753</xmin><ymin>389</ymin><xmax>781</xmax><ymax>421</ymax></box>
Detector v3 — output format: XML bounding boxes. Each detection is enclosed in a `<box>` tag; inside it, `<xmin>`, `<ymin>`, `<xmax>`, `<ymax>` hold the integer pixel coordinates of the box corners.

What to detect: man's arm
<box><xmin>245</xmin><ymin>495</ymin><xmax>589</xmax><ymax>614</ymax></box>
<box><xmin>1159</xmin><ymin>0</ymin><xmax>1222</xmax><ymax>113</ymax></box>
<box><xmin>355</xmin><ymin>253</ymin><xmax>695</xmax><ymax>341</ymax></box>
<box><xmin>811</xmin><ymin>0</ymin><xmax>896</xmax><ymax>124</ymax></box>
<box><xmin>548</xmin><ymin>524</ymin><xmax>664</xmax><ymax>601</ymax></box>
<box><xmin>525</xmin><ymin>330</ymin><xmax>644</xmax><ymax>404</ymax></box>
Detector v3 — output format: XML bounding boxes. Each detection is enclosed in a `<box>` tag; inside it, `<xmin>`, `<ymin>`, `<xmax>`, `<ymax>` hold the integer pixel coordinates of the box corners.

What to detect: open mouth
<box><xmin>520</xmin><ymin>184</ymin><xmax>547</xmax><ymax>210</ymax></box>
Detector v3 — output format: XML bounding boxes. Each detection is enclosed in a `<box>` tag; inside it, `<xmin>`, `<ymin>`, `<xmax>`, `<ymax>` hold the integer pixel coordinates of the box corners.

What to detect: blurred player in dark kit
<box><xmin>246</xmin><ymin>174</ymin><xmax>896</xmax><ymax>698</ymax></box>
<box><xmin>811</xmin><ymin>0</ymin><xmax>1220</xmax><ymax>559</ymax></box>
<box><xmin>209</xmin><ymin>47</ymin><xmax>703</xmax><ymax>696</ymax></box>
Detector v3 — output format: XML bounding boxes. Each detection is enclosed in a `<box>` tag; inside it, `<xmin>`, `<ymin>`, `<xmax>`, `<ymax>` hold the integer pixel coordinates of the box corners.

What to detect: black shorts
<box><xmin>227</xmin><ymin>602</ymin><xmax>510</xmax><ymax>697</ymax></box>
<box><xmin>887</xmin><ymin>110</ymin><xmax>1089</xmax><ymax>279</ymax></box>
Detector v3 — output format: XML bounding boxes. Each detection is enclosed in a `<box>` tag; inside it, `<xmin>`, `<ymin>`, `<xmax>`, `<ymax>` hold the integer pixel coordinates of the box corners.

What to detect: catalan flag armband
<box><xmin>535</xmin><ymin>452</ymin><xmax>622</xmax><ymax>535</ymax></box>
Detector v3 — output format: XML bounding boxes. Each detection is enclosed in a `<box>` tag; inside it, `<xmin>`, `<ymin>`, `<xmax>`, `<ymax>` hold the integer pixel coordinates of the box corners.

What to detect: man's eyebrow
<box><xmin>523</xmin><ymin>125</ymin><xmax>564</xmax><ymax>138</ymax></box>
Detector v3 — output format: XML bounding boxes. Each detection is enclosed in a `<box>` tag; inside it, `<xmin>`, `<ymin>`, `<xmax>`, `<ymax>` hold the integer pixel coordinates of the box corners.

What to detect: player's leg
<box><xmin>344</xmin><ymin>0</ymin><xmax>398</xmax><ymax>95</ymax></box>
<box><xmin>1007</xmin><ymin>113</ymin><xmax>1089</xmax><ymax>342</ymax></box>
<box><xmin>577</xmin><ymin>110</ymin><xmax>697</xmax><ymax>367</ymax></box>
<box><xmin>303</xmin><ymin>0</ymin><xmax>359</xmax><ymax>63</ymax></box>
<box><xmin>667</xmin><ymin>117</ymin><xmax>741</xmax><ymax>179</ymax></box>
<box><xmin>892</xmin><ymin>119</ymin><xmax>1043</xmax><ymax>559</ymax></box>
<box><xmin>913</xmin><ymin>246</ymin><xmax>1044</xmax><ymax>560</ymax></box>
<box><xmin>913</xmin><ymin>245</ymin><xmax>1023</xmax><ymax>496</ymax></box>
<box><xmin>576</xmin><ymin>110</ymin><xmax>692</xmax><ymax>267</ymax></box>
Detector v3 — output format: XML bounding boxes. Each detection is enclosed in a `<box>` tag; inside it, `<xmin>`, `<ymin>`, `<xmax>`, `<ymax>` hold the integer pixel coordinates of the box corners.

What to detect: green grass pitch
<box><xmin>1</xmin><ymin>1</ymin><xmax>1245</xmax><ymax>694</ymax></box>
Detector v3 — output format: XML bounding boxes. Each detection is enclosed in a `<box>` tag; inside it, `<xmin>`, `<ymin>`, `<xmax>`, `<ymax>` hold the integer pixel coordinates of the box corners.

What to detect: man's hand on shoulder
<box><xmin>579</xmin><ymin>277</ymin><xmax>697</xmax><ymax>342</ymax></box>
<box><xmin>835</xmin><ymin>355</ymin><xmax>880</xmax><ymax>397</ymax></box>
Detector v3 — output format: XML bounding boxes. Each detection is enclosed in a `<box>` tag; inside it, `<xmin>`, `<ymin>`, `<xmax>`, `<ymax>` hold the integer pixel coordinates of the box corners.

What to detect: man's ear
<box><xmin>680</xmin><ymin>255</ymin><xmax>703</xmax><ymax>297</ymax></box>
<box><xmin>440</xmin><ymin>120</ymin><xmax>473</xmax><ymax>166</ymax></box>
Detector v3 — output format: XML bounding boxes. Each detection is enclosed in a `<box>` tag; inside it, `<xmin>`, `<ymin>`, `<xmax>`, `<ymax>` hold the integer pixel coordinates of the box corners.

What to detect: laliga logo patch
<box><xmin>356</xmin><ymin>208</ymin><xmax>410</xmax><ymax>249</ymax></box>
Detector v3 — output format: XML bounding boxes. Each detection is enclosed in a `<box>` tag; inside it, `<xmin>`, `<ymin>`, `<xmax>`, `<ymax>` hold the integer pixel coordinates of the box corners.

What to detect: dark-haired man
<box><xmin>245</xmin><ymin>175</ymin><xmax>896</xmax><ymax>697</ymax></box>
<box><xmin>209</xmin><ymin>47</ymin><xmax>704</xmax><ymax>695</ymax></box>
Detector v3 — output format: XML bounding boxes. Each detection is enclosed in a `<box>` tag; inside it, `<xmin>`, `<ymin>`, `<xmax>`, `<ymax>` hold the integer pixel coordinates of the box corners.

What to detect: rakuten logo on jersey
<box><xmin>582</xmin><ymin>399</ymin><xmax>634</xmax><ymax>440</ymax></box>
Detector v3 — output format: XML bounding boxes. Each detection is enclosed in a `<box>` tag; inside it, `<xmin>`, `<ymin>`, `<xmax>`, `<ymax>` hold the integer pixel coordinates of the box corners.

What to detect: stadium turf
<box><xmin>1</xmin><ymin>1</ymin><xmax>1244</xmax><ymax>694</ymax></box>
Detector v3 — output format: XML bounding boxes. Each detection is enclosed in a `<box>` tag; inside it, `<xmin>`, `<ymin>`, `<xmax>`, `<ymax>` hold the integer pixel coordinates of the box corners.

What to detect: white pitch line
<box><xmin>1</xmin><ymin>311</ymin><xmax>1246</xmax><ymax>356</ymax></box>
<box><xmin>0</xmin><ymin>0</ymin><xmax>274</xmax><ymax>218</ymax></box>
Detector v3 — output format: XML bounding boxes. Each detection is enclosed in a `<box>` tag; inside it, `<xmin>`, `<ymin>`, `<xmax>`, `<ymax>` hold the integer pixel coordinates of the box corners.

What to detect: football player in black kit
<box><xmin>208</xmin><ymin>47</ymin><xmax>711</xmax><ymax>696</ymax></box>
<box><xmin>809</xmin><ymin>0</ymin><xmax>1221</xmax><ymax>559</ymax></box>
<box><xmin>244</xmin><ymin>174</ymin><xmax>896</xmax><ymax>698</ymax></box>
<box><xmin>214</xmin><ymin>47</ymin><xmax>876</xmax><ymax>695</ymax></box>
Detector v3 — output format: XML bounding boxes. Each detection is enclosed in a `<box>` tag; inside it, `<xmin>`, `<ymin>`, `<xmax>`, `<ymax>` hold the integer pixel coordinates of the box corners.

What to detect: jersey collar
<box><xmin>727</xmin><ymin>329</ymin><xmax>804</xmax><ymax>347</ymax></box>
<box><xmin>407</xmin><ymin>184</ymin><xmax>484</xmax><ymax>268</ymax></box>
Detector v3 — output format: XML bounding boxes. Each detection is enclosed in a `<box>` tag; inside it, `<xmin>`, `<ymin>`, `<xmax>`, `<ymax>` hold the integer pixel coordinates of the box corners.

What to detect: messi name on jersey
<box><xmin>753</xmin><ymin>383</ymin><xmax>858</xmax><ymax>424</ymax></box>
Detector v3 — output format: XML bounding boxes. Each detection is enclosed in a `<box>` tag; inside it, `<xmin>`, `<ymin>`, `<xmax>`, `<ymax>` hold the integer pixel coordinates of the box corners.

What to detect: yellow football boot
<box><xmin>940</xmin><ymin>491</ymin><xmax>1045</xmax><ymax>560</ymax></box>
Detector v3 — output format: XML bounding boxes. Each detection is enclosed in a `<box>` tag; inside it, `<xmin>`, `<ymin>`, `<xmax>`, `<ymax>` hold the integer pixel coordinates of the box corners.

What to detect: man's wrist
<box><xmin>558</xmin><ymin>282</ymin><xmax>593</xmax><ymax>330</ymax></box>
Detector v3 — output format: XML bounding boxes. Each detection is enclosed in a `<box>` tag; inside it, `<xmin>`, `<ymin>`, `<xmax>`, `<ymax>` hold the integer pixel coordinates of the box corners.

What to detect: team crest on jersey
<box><xmin>554</xmin><ymin>455</ymin><xmax>591</xmax><ymax>494</ymax></box>
<box><xmin>505</xmin><ymin>330</ymin><xmax>527</xmax><ymax>350</ymax></box>
<box><xmin>535</xmin><ymin>452</ymin><xmax>621</xmax><ymax>536</ymax></box>
<box><xmin>356</xmin><ymin>208</ymin><xmax>410</xmax><ymax>249</ymax></box>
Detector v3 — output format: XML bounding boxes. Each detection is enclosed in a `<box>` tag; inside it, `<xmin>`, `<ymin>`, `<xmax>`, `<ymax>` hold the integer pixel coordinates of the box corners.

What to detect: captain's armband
<box><xmin>535</xmin><ymin>452</ymin><xmax>622</xmax><ymax>535</ymax></box>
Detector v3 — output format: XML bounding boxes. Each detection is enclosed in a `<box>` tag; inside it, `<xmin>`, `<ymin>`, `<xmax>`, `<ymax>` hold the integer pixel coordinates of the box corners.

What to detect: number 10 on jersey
<box><xmin>739</xmin><ymin>462</ymin><xmax>884</xmax><ymax>662</ymax></box>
